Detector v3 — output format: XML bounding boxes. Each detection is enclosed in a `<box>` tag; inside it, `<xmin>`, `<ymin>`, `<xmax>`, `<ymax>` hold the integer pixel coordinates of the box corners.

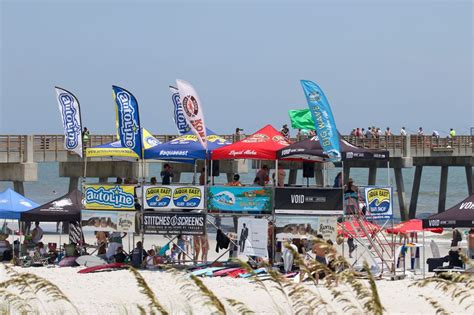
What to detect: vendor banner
<box><xmin>112</xmin><ymin>85</ymin><xmax>143</xmax><ymax>158</ymax></box>
<box><xmin>81</xmin><ymin>210</ymin><xmax>137</xmax><ymax>233</ymax></box>
<box><xmin>274</xmin><ymin>188</ymin><xmax>343</xmax><ymax>215</ymax></box>
<box><xmin>176</xmin><ymin>79</ymin><xmax>207</xmax><ymax>149</ymax></box>
<box><xmin>84</xmin><ymin>185</ymin><xmax>136</xmax><ymax>210</ymax></box>
<box><xmin>170</xmin><ymin>86</ymin><xmax>190</xmax><ymax>135</ymax></box>
<box><xmin>143</xmin><ymin>212</ymin><xmax>206</xmax><ymax>235</ymax></box>
<box><xmin>207</xmin><ymin>186</ymin><xmax>273</xmax><ymax>214</ymax></box>
<box><xmin>363</xmin><ymin>186</ymin><xmax>393</xmax><ymax>219</ymax></box>
<box><xmin>275</xmin><ymin>215</ymin><xmax>337</xmax><ymax>242</ymax></box>
<box><xmin>237</xmin><ymin>217</ymin><xmax>268</xmax><ymax>258</ymax></box>
<box><xmin>55</xmin><ymin>87</ymin><xmax>83</xmax><ymax>157</ymax></box>
<box><xmin>142</xmin><ymin>185</ymin><xmax>205</xmax><ymax>210</ymax></box>
<box><xmin>300</xmin><ymin>80</ymin><xmax>341</xmax><ymax>162</ymax></box>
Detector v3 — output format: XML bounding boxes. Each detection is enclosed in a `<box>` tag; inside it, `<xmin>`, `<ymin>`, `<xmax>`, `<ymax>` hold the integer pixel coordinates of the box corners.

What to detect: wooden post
<box><xmin>465</xmin><ymin>166</ymin><xmax>473</xmax><ymax>196</ymax></box>
<box><xmin>368</xmin><ymin>167</ymin><xmax>377</xmax><ymax>185</ymax></box>
<box><xmin>408</xmin><ymin>165</ymin><xmax>423</xmax><ymax>219</ymax></box>
<box><xmin>438</xmin><ymin>166</ymin><xmax>449</xmax><ymax>213</ymax></box>
<box><xmin>394</xmin><ymin>168</ymin><xmax>407</xmax><ymax>221</ymax></box>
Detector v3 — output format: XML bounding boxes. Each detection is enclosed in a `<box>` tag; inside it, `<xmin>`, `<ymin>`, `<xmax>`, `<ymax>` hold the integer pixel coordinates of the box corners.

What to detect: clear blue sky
<box><xmin>1</xmin><ymin>0</ymin><xmax>472</xmax><ymax>136</ymax></box>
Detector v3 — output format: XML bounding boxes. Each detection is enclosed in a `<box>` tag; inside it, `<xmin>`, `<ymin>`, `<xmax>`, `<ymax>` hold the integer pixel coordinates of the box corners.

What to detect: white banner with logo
<box><xmin>275</xmin><ymin>216</ymin><xmax>337</xmax><ymax>242</ymax></box>
<box><xmin>237</xmin><ymin>217</ymin><xmax>268</xmax><ymax>258</ymax></box>
<box><xmin>81</xmin><ymin>210</ymin><xmax>136</xmax><ymax>233</ymax></box>
<box><xmin>55</xmin><ymin>87</ymin><xmax>83</xmax><ymax>157</ymax></box>
<box><xmin>176</xmin><ymin>79</ymin><xmax>207</xmax><ymax>149</ymax></box>
<box><xmin>363</xmin><ymin>186</ymin><xmax>393</xmax><ymax>219</ymax></box>
<box><xmin>137</xmin><ymin>185</ymin><xmax>205</xmax><ymax>210</ymax></box>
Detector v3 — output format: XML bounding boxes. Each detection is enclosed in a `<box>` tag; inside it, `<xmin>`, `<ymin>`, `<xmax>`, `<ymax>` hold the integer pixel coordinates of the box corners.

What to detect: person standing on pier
<box><xmin>160</xmin><ymin>163</ymin><xmax>173</xmax><ymax>185</ymax></box>
<box><xmin>400</xmin><ymin>127</ymin><xmax>407</xmax><ymax>136</ymax></box>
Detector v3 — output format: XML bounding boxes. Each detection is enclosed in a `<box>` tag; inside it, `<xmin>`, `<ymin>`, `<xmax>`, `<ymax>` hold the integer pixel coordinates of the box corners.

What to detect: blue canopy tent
<box><xmin>144</xmin><ymin>128</ymin><xmax>231</xmax><ymax>162</ymax></box>
<box><xmin>0</xmin><ymin>188</ymin><xmax>39</xmax><ymax>220</ymax></box>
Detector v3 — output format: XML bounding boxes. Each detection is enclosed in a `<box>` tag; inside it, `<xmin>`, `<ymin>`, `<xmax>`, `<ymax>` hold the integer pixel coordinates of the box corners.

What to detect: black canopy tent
<box><xmin>422</xmin><ymin>194</ymin><xmax>474</xmax><ymax>228</ymax></box>
<box><xmin>20</xmin><ymin>189</ymin><xmax>82</xmax><ymax>222</ymax></box>
<box><xmin>276</xmin><ymin>136</ymin><xmax>389</xmax><ymax>161</ymax></box>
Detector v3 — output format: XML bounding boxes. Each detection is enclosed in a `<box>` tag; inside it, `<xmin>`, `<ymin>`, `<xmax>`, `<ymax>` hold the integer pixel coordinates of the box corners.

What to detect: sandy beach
<box><xmin>1</xmin><ymin>230</ymin><xmax>472</xmax><ymax>314</ymax></box>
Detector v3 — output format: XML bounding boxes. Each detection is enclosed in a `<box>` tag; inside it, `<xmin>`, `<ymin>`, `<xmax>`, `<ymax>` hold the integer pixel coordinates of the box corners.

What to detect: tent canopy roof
<box><xmin>20</xmin><ymin>189</ymin><xmax>82</xmax><ymax>222</ymax></box>
<box><xmin>423</xmin><ymin>194</ymin><xmax>474</xmax><ymax>228</ymax></box>
<box><xmin>144</xmin><ymin>128</ymin><xmax>230</xmax><ymax>162</ymax></box>
<box><xmin>0</xmin><ymin>188</ymin><xmax>39</xmax><ymax>220</ymax></box>
<box><xmin>211</xmin><ymin>125</ymin><xmax>290</xmax><ymax>160</ymax></box>
<box><xmin>277</xmin><ymin>135</ymin><xmax>389</xmax><ymax>161</ymax></box>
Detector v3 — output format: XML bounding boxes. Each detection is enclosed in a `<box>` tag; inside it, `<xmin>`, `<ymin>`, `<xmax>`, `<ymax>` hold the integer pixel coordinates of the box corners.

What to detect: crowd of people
<box><xmin>348</xmin><ymin>126</ymin><xmax>457</xmax><ymax>138</ymax></box>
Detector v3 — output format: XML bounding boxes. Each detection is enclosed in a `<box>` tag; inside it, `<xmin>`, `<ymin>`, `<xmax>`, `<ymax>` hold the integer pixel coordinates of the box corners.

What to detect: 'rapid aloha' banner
<box><xmin>84</xmin><ymin>185</ymin><xmax>136</xmax><ymax>210</ymax></box>
<box><xmin>300</xmin><ymin>80</ymin><xmax>341</xmax><ymax>162</ymax></box>
<box><xmin>112</xmin><ymin>86</ymin><xmax>143</xmax><ymax>158</ymax></box>
<box><xmin>207</xmin><ymin>186</ymin><xmax>273</xmax><ymax>214</ymax></box>
<box><xmin>55</xmin><ymin>87</ymin><xmax>83</xmax><ymax>157</ymax></box>
<box><xmin>139</xmin><ymin>185</ymin><xmax>205</xmax><ymax>210</ymax></box>
<box><xmin>81</xmin><ymin>210</ymin><xmax>137</xmax><ymax>233</ymax></box>
<box><xmin>363</xmin><ymin>186</ymin><xmax>393</xmax><ymax>219</ymax></box>
<box><xmin>170</xmin><ymin>86</ymin><xmax>190</xmax><ymax>135</ymax></box>
<box><xmin>176</xmin><ymin>80</ymin><xmax>207</xmax><ymax>149</ymax></box>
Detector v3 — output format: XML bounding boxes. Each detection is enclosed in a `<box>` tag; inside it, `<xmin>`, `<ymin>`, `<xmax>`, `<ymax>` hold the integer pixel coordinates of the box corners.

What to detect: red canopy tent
<box><xmin>386</xmin><ymin>219</ymin><xmax>443</xmax><ymax>234</ymax></box>
<box><xmin>337</xmin><ymin>220</ymin><xmax>381</xmax><ymax>237</ymax></box>
<box><xmin>211</xmin><ymin>125</ymin><xmax>291</xmax><ymax>160</ymax></box>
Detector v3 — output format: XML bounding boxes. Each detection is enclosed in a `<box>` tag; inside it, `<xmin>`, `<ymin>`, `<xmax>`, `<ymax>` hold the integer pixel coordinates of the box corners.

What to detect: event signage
<box><xmin>142</xmin><ymin>185</ymin><xmax>205</xmax><ymax>210</ymax></box>
<box><xmin>143</xmin><ymin>212</ymin><xmax>206</xmax><ymax>235</ymax></box>
<box><xmin>81</xmin><ymin>210</ymin><xmax>137</xmax><ymax>233</ymax></box>
<box><xmin>300</xmin><ymin>80</ymin><xmax>341</xmax><ymax>162</ymax></box>
<box><xmin>55</xmin><ymin>87</ymin><xmax>83</xmax><ymax>157</ymax></box>
<box><xmin>170</xmin><ymin>86</ymin><xmax>191</xmax><ymax>135</ymax></box>
<box><xmin>237</xmin><ymin>217</ymin><xmax>268</xmax><ymax>258</ymax></box>
<box><xmin>84</xmin><ymin>185</ymin><xmax>136</xmax><ymax>210</ymax></box>
<box><xmin>176</xmin><ymin>79</ymin><xmax>207</xmax><ymax>149</ymax></box>
<box><xmin>274</xmin><ymin>188</ymin><xmax>343</xmax><ymax>215</ymax></box>
<box><xmin>207</xmin><ymin>186</ymin><xmax>273</xmax><ymax>214</ymax></box>
<box><xmin>112</xmin><ymin>85</ymin><xmax>143</xmax><ymax>158</ymax></box>
<box><xmin>275</xmin><ymin>215</ymin><xmax>337</xmax><ymax>242</ymax></box>
<box><xmin>363</xmin><ymin>186</ymin><xmax>393</xmax><ymax>219</ymax></box>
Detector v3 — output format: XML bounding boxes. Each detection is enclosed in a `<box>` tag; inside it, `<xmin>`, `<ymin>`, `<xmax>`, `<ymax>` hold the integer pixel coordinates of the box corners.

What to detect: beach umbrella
<box><xmin>386</xmin><ymin>219</ymin><xmax>443</xmax><ymax>234</ymax></box>
<box><xmin>337</xmin><ymin>220</ymin><xmax>381</xmax><ymax>238</ymax></box>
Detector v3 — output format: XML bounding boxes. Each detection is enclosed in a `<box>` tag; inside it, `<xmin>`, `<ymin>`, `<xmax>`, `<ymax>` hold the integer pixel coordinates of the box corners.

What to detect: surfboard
<box><xmin>239</xmin><ymin>267</ymin><xmax>267</xmax><ymax>278</ymax></box>
<box><xmin>78</xmin><ymin>263</ymin><xmax>128</xmax><ymax>274</ymax></box>
<box><xmin>191</xmin><ymin>267</ymin><xmax>225</xmax><ymax>277</ymax></box>
<box><xmin>213</xmin><ymin>267</ymin><xmax>241</xmax><ymax>277</ymax></box>
<box><xmin>227</xmin><ymin>268</ymin><xmax>247</xmax><ymax>278</ymax></box>
<box><xmin>76</xmin><ymin>255</ymin><xmax>107</xmax><ymax>267</ymax></box>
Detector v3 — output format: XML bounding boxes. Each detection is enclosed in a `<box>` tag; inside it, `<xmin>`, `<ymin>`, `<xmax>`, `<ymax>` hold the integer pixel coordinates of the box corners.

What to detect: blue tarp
<box><xmin>0</xmin><ymin>188</ymin><xmax>39</xmax><ymax>220</ymax></box>
<box><xmin>144</xmin><ymin>128</ymin><xmax>230</xmax><ymax>162</ymax></box>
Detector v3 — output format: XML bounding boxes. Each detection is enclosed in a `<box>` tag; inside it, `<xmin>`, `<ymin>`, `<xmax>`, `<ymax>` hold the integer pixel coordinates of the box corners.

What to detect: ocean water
<box><xmin>0</xmin><ymin>162</ymin><xmax>470</xmax><ymax>220</ymax></box>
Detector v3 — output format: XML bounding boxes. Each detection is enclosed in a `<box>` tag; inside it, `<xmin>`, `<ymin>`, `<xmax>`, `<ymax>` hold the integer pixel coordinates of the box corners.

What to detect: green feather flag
<box><xmin>288</xmin><ymin>109</ymin><xmax>315</xmax><ymax>130</ymax></box>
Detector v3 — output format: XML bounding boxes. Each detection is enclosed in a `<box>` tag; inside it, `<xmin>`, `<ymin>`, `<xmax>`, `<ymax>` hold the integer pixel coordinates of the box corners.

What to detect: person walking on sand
<box><xmin>468</xmin><ymin>229</ymin><xmax>474</xmax><ymax>259</ymax></box>
<box><xmin>31</xmin><ymin>222</ymin><xmax>44</xmax><ymax>244</ymax></box>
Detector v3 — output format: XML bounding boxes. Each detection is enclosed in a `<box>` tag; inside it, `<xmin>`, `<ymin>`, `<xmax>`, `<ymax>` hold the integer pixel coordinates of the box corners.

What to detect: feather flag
<box><xmin>55</xmin><ymin>87</ymin><xmax>83</xmax><ymax>157</ymax></box>
<box><xmin>112</xmin><ymin>86</ymin><xmax>143</xmax><ymax>158</ymax></box>
<box><xmin>170</xmin><ymin>86</ymin><xmax>190</xmax><ymax>135</ymax></box>
<box><xmin>176</xmin><ymin>80</ymin><xmax>207</xmax><ymax>149</ymax></box>
<box><xmin>300</xmin><ymin>80</ymin><xmax>341</xmax><ymax>162</ymax></box>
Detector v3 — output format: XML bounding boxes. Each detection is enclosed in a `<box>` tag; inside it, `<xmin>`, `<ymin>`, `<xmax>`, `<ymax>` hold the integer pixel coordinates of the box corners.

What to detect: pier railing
<box><xmin>0</xmin><ymin>134</ymin><xmax>472</xmax><ymax>162</ymax></box>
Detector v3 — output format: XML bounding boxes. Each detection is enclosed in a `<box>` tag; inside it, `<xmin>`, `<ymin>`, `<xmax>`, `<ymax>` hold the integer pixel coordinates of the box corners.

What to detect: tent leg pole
<box><xmin>341</xmin><ymin>161</ymin><xmax>345</xmax><ymax>259</ymax></box>
<box><xmin>422</xmin><ymin>230</ymin><xmax>426</xmax><ymax>279</ymax></box>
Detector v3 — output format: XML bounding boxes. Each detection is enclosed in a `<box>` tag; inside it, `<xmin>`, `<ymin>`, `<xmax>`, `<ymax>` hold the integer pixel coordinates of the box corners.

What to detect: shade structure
<box><xmin>386</xmin><ymin>219</ymin><xmax>443</xmax><ymax>234</ymax></box>
<box><xmin>0</xmin><ymin>188</ymin><xmax>39</xmax><ymax>219</ymax></box>
<box><xmin>211</xmin><ymin>125</ymin><xmax>291</xmax><ymax>160</ymax></box>
<box><xmin>86</xmin><ymin>128</ymin><xmax>161</xmax><ymax>159</ymax></box>
<box><xmin>277</xmin><ymin>135</ymin><xmax>389</xmax><ymax>161</ymax></box>
<box><xmin>144</xmin><ymin>128</ymin><xmax>230</xmax><ymax>162</ymax></box>
<box><xmin>20</xmin><ymin>189</ymin><xmax>82</xmax><ymax>222</ymax></box>
<box><xmin>422</xmin><ymin>194</ymin><xmax>474</xmax><ymax>228</ymax></box>
<box><xmin>338</xmin><ymin>220</ymin><xmax>381</xmax><ymax>237</ymax></box>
